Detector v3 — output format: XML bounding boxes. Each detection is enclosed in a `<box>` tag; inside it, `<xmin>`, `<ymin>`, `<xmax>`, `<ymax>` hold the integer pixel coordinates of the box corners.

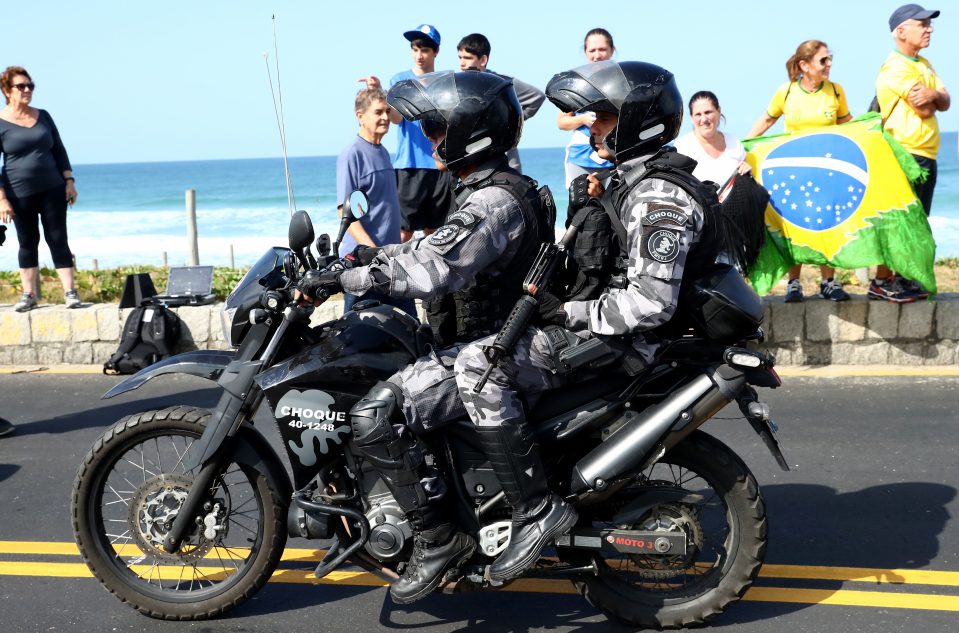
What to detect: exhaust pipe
<box><xmin>570</xmin><ymin>367</ymin><xmax>743</xmax><ymax>494</ymax></box>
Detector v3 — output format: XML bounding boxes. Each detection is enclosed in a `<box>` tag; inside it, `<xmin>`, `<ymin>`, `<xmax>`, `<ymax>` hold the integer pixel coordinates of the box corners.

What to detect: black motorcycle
<box><xmin>71</xmin><ymin>191</ymin><xmax>788</xmax><ymax>628</ymax></box>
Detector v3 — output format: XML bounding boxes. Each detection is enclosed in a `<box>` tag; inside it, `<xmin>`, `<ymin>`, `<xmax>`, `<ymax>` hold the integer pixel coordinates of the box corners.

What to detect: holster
<box><xmin>541</xmin><ymin>326</ymin><xmax>629</xmax><ymax>375</ymax></box>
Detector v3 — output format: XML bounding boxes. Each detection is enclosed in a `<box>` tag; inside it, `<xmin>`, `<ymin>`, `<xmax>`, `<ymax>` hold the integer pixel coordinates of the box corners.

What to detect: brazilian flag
<box><xmin>744</xmin><ymin>113</ymin><xmax>936</xmax><ymax>295</ymax></box>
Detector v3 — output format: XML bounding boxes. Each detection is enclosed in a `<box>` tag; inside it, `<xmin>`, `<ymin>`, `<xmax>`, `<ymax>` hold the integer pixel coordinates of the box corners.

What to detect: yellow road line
<box><xmin>4</xmin><ymin>542</ymin><xmax>959</xmax><ymax>588</ymax></box>
<box><xmin>760</xmin><ymin>564</ymin><xmax>959</xmax><ymax>587</ymax></box>
<box><xmin>4</xmin><ymin>561</ymin><xmax>959</xmax><ymax>611</ymax></box>
<box><xmin>0</xmin><ymin>541</ymin><xmax>326</xmax><ymax>561</ymax></box>
<box><xmin>744</xmin><ymin>586</ymin><xmax>959</xmax><ymax>612</ymax></box>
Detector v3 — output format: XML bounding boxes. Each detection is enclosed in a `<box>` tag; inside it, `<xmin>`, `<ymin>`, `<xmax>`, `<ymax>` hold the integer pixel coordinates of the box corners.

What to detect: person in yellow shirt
<box><xmin>748</xmin><ymin>39</ymin><xmax>853</xmax><ymax>303</ymax></box>
<box><xmin>870</xmin><ymin>4</ymin><xmax>950</xmax><ymax>302</ymax></box>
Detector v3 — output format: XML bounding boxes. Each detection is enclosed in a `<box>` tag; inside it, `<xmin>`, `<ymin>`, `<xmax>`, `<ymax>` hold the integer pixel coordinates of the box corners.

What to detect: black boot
<box><xmin>476</xmin><ymin>423</ymin><xmax>577</xmax><ymax>581</ymax></box>
<box><xmin>390</xmin><ymin>524</ymin><xmax>476</xmax><ymax>604</ymax></box>
<box><xmin>349</xmin><ymin>383</ymin><xmax>475</xmax><ymax>603</ymax></box>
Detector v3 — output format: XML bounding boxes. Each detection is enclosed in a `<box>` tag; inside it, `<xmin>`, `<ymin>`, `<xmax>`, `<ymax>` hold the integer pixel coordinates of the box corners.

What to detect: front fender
<box><xmin>102</xmin><ymin>350</ymin><xmax>236</xmax><ymax>399</ymax></box>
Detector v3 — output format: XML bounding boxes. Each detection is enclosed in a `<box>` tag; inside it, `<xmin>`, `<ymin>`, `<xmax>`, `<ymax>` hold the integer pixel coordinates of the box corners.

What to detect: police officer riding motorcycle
<box><xmin>297</xmin><ymin>69</ymin><xmax>554</xmax><ymax>603</ymax></box>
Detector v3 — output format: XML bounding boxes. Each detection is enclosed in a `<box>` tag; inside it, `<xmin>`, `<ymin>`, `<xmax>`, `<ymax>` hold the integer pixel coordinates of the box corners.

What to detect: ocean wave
<box><xmin>5</xmin><ymin>206</ymin><xmax>959</xmax><ymax>270</ymax></box>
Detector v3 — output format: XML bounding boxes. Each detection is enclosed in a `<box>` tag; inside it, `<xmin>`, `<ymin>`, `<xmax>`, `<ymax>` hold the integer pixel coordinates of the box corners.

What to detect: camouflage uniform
<box><xmin>339</xmin><ymin>157</ymin><xmax>530</xmax><ymax>435</ymax></box>
<box><xmin>456</xmin><ymin>153</ymin><xmax>705</xmax><ymax>425</ymax></box>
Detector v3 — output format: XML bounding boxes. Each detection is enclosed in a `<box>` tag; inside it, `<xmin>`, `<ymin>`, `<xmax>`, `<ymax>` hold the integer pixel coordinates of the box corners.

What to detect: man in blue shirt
<box><xmin>335</xmin><ymin>87</ymin><xmax>415</xmax><ymax>315</ymax></box>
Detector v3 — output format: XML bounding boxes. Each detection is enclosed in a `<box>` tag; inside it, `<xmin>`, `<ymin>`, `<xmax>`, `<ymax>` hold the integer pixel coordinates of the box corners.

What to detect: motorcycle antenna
<box><xmin>264</xmin><ymin>14</ymin><xmax>296</xmax><ymax>216</ymax></box>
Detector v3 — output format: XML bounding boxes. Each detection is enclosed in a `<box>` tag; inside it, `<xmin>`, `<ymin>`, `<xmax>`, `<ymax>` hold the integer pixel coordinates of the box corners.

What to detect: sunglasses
<box><xmin>816</xmin><ymin>55</ymin><xmax>834</xmax><ymax>65</ymax></box>
<box><xmin>12</xmin><ymin>82</ymin><xmax>35</xmax><ymax>92</ymax></box>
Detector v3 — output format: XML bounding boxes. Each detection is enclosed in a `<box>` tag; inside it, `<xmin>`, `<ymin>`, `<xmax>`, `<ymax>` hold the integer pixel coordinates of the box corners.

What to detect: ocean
<box><xmin>2</xmin><ymin>137</ymin><xmax>958</xmax><ymax>271</ymax></box>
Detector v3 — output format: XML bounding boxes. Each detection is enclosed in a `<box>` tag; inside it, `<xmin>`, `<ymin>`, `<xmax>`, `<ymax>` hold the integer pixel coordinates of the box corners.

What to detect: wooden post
<box><xmin>162</xmin><ymin>251</ymin><xmax>168</xmax><ymax>268</ymax></box>
<box><xmin>186</xmin><ymin>189</ymin><xmax>199</xmax><ymax>266</ymax></box>
<box><xmin>229</xmin><ymin>244</ymin><xmax>235</xmax><ymax>269</ymax></box>
<box><xmin>92</xmin><ymin>258</ymin><xmax>99</xmax><ymax>271</ymax></box>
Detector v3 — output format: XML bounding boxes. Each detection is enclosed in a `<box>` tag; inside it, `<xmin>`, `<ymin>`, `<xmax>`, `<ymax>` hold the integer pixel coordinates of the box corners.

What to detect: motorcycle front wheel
<box><xmin>562</xmin><ymin>430</ymin><xmax>767</xmax><ymax>629</ymax></box>
<box><xmin>71</xmin><ymin>406</ymin><xmax>286</xmax><ymax>620</ymax></box>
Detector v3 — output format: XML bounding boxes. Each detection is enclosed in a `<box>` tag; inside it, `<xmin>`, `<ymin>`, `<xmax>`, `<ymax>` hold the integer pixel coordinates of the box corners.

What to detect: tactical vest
<box><xmin>426</xmin><ymin>165</ymin><xmax>556</xmax><ymax>348</ymax></box>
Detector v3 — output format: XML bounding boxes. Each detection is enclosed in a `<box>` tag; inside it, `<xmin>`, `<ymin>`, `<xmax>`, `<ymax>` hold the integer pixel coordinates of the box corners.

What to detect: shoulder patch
<box><xmin>643</xmin><ymin>228</ymin><xmax>681</xmax><ymax>264</ymax></box>
<box><xmin>643</xmin><ymin>203</ymin><xmax>688</xmax><ymax>228</ymax></box>
<box><xmin>429</xmin><ymin>224</ymin><xmax>462</xmax><ymax>246</ymax></box>
<box><xmin>445</xmin><ymin>210</ymin><xmax>479</xmax><ymax>228</ymax></box>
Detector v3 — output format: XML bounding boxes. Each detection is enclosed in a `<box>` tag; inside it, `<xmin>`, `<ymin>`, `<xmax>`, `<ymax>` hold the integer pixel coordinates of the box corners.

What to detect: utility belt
<box><xmin>541</xmin><ymin>326</ymin><xmax>646</xmax><ymax>377</ymax></box>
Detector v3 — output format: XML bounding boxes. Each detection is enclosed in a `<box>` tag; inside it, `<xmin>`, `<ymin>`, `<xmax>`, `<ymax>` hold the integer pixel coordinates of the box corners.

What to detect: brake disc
<box><xmin>128</xmin><ymin>473</ymin><xmax>216</xmax><ymax>562</ymax></box>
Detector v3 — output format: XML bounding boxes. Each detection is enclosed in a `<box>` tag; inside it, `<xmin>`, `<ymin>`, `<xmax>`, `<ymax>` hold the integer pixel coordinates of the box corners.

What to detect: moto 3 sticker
<box><xmin>643</xmin><ymin>229</ymin><xmax>681</xmax><ymax>264</ymax></box>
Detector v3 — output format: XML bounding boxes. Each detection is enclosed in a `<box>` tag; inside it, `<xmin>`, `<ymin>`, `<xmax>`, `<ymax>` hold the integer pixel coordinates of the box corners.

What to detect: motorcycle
<box><xmin>71</xmin><ymin>191</ymin><xmax>788</xmax><ymax>628</ymax></box>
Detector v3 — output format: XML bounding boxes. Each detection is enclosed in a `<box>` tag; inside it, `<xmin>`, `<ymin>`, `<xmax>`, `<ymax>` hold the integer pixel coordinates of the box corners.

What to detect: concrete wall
<box><xmin>2</xmin><ymin>295</ymin><xmax>959</xmax><ymax>366</ymax></box>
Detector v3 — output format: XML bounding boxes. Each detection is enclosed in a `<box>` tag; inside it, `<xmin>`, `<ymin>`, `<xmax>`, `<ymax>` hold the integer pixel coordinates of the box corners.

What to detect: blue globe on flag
<box><xmin>759</xmin><ymin>133</ymin><xmax>868</xmax><ymax>232</ymax></box>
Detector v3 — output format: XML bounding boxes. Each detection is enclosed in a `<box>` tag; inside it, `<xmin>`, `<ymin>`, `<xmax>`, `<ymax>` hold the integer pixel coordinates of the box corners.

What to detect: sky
<box><xmin>4</xmin><ymin>1</ymin><xmax>958</xmax><ymax>165</ymax></box>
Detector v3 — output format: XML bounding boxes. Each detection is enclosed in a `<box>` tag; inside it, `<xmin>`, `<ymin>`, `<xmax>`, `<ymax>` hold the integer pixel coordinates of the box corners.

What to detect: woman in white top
<box><xmin>673</xmin><ymin>91</ymin><xmax>750</xmax><ymax>187</ymax></box>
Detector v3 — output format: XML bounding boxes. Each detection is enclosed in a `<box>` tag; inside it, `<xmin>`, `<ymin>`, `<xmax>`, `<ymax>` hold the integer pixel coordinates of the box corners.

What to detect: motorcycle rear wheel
<box><xmin>71</xmin><ymin>406</ymin><xmax>286</xmax><ymax>620</ymax></box>
<box><xmin>563</xmin><ymin>430</ymin><xmax>767</xmax><ymax>629</ymax></box>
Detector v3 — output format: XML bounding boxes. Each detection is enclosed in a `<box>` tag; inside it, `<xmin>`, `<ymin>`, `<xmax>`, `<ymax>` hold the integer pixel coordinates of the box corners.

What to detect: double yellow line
<box><xmin>1</xmin><ymin>541</ymin><xmax>958</xmax><ymax>612</ymax></box>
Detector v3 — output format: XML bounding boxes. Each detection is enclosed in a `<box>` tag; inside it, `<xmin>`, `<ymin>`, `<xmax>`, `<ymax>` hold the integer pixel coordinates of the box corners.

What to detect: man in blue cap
<box><xmin>363</xmin><ymin>25</ymin><xmax>452</xmax><ymax>243</ymax></box>
<box><xmin>870</xmin><ymin>4</ymin><xmax>950</xmax><ymax>302</ymax></box>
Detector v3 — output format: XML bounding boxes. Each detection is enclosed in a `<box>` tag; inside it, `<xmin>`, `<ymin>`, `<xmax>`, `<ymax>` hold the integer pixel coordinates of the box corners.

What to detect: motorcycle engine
<box><xmin>363</xmin><ymin>488</ymin><xmax>413</xmax><ymax>562</ymax></box>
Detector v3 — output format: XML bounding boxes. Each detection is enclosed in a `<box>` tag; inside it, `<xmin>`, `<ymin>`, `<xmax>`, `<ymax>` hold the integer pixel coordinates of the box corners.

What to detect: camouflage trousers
<box><xmin>387</xmin><ymin>344</ymin><xmax>469</xmax><ymax>435</ymax></box>
<box><xmin>454</xmin><ymin>327</ymin><xmax>566</xmax><ymax>428</ymax></box>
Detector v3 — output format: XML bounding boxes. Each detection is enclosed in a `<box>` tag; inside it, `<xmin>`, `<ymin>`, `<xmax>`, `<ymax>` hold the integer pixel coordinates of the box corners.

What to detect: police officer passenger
<box><xmin>297</xmin><ymin>70</ymin><xmax>552</xmax><ymax>603</ymax></box>
<box><xmin>453</xmin><ymin>60</ymin><xmax>705</xmax><ymax>582</ymax></box>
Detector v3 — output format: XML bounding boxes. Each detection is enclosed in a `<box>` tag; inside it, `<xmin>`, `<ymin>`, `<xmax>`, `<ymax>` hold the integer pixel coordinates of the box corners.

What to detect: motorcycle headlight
<box><xmin>220</xmin><ymin>306</ymin><xmax>238</xmax><ymax>348</ymax></box>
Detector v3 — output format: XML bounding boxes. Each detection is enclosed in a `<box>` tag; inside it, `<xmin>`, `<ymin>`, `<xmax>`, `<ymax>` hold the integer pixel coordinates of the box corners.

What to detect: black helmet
<box><xmin>546</xmin><ymin>60</ymin><xmax>683</xmax><ymax>163</ymax></box>
<box><xmin>387</xmin><ymin>70</ymin><xmax>522</xmax><ymax>171</ymax></box>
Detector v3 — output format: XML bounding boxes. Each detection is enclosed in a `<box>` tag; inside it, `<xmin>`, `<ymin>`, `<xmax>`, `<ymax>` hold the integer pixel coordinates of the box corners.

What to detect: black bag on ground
<box><xmin>103</xmin><ymin>300</ymin><xmax>181</xmax><ymax>375</ymax></box>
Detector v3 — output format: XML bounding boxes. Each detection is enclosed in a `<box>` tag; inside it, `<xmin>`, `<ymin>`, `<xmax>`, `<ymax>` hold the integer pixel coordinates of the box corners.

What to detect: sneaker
<box><xmin>819</xmin><ymin>278</ymin><xmax>850</xmax><ymax>301</ymax></box>
<box><xmin>784</xmin><ymin>278</ymin><xmax>804</xmax><ymax>303</ymax></box>
<box><xmin>14</xmin><ymin>293</ymin><xmax>37</xmax><ymax>313</ymax></box>
<box><xmin>868</xmin><ymin>277</ymin><xmax>917</xmax><ymax>303</ymax></box>
<box><xmin>899</xmin><ymin>278</ymin><xmax>930</xmax><ymax>300</ymax></box>
<box><xmin>64</xmin><ymin>289</ymin><xmax>81</xmax><ymax>308</ymax></box>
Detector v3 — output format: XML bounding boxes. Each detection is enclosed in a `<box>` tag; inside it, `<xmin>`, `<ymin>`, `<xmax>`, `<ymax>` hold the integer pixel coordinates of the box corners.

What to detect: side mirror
<box><xmin>343</xmin><ymin>190</ymin><xmax>369</xmax><ymax>220</ymax></box>
<box><xmin>334</xmin><ymin>189</ymin><xmax>369</xmax><ymax>255</ymax></box>
<box><xmin>289</xmin><ymin>210</ymin><xmax>315</xmax><ymax>251</ymax></box>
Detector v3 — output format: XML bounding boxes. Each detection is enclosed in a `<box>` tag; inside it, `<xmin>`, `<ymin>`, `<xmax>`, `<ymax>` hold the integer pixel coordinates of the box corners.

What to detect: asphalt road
<box><xmin>1</xmin><ymin>371</ymin><xmax>958</xmax><ymax>632</ymax></box>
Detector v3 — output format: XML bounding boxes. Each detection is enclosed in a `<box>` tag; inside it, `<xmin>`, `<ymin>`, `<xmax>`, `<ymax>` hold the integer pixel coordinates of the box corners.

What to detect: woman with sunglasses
<box><xmin>0</xmin><ymin>66</ymin><xmax>80</xmax><ymax>312</ymax></box>
<box><xmin>747</xmin><ymin>40</ymin><xmax>853</xmax><ymax>303</ymax></box>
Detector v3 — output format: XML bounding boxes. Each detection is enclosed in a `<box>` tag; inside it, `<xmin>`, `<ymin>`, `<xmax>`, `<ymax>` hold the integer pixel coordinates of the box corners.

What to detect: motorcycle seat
<box><xmin>527</xmin><ymin>372</ymin><xmax>634</xmax><ymax>424</ymax></box>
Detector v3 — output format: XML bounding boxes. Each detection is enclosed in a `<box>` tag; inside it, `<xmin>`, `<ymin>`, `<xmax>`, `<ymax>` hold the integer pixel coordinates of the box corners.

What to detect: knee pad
<box><xmin>350</xmin><ymin>382</ymin><xmax>417</xmax><ymax>467</ymax></box>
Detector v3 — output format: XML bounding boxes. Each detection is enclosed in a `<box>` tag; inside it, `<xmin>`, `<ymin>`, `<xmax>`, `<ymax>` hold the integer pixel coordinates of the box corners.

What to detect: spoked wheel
<box><xmin>561</xmin><ymin>430</ymin><xmax>767</xmax><ymax>629</ymax></box>
<box><xmin>71</xmin><ymin>407</ymin><xmax>286</xmax><ymax>620</ymax></box>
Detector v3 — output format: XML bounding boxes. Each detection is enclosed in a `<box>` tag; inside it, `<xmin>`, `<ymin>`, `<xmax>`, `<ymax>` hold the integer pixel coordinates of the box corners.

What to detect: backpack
<box><xmin>556</xmin><ymin>149</ymin><xmax>767</xmax><ymax>302</ymax></box>
<box><xmin>103</xmin><ymin>300</ymin><xmax>181</xmax><ymax>375</ymax></box>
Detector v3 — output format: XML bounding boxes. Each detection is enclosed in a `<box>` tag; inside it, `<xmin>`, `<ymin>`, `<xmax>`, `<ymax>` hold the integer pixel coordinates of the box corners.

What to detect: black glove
<box><xmin>535</xmin><ymin>291</ymin><xmax>567</xmax><ymax>327</ymax></box>
<box><xmin>297</xmin><ymin>268</ymin><xmax>343</xmax><ymax>301</ymax></box>
<box><xmin>348</xmin><ymin>244</ymin><xmax>379</xmax><ymax>266</ymax></box>
<box><xmin>568</xmin><ymin>173</ymin><xmax>592</xmax><ymax>215</ymax></box>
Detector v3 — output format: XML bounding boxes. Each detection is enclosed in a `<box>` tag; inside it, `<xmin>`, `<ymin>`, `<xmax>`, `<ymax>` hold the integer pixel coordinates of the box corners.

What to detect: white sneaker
<box><xmin>14</xmin><ymin>293</ymin><xmax>38</xmax><ymax>312</ymax></box>
<box><xmin>64</xmin><ymin>289</ymin><xmax>81</xmax><ymax>308</ymax></box>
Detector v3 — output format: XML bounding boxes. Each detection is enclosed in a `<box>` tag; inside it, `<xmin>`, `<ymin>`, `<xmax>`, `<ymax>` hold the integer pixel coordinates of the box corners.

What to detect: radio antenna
<box><xmin>264</xmin><ymin>14</ymin><xmax>296</xmax><ymax>215</ymax></box>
